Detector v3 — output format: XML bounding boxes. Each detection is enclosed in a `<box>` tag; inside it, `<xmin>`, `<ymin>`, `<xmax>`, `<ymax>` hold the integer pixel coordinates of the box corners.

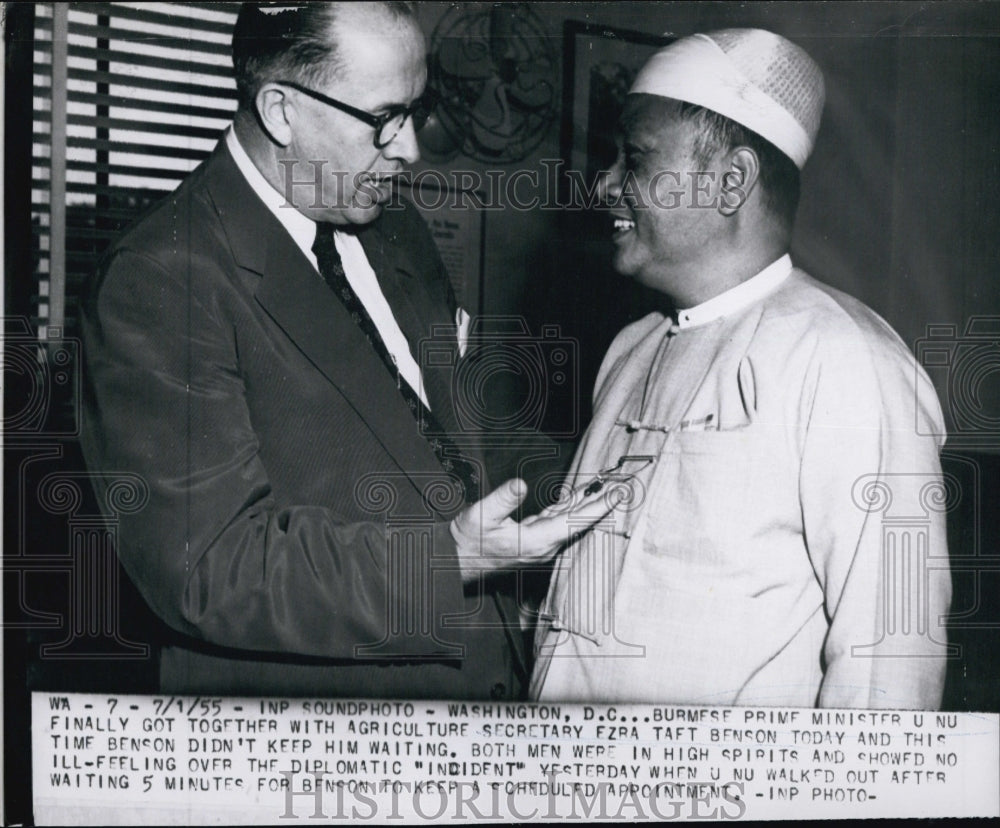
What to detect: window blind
<box><xmin>31</xmin><ymin>1</ymin><xmax>239</xmax><ymax>348</ymax></box>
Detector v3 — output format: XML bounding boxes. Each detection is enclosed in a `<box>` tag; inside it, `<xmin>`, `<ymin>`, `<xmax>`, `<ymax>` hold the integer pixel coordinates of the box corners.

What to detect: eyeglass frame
<box><xmin>275</xmin><ymin>79</ymin><xmax>437</xmax><ymax>149</ymax></box>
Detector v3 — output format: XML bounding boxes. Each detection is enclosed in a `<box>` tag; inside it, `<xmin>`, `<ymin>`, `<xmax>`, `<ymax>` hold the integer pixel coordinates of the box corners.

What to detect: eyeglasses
<box><xmin>277</xmin><ymin>79</ymin><xmax>438</xmax><ymax>149</ymax></box>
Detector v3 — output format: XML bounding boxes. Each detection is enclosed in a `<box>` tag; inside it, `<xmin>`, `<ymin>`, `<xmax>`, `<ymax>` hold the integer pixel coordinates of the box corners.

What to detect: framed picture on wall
<box><xmin>560</xmin><ymin>21</ymin><xmax>672</xmax><ymax>201</ymax></box>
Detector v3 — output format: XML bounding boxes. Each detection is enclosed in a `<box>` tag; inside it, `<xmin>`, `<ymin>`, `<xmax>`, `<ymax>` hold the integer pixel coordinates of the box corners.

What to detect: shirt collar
<box><xmin>675</xmin><ymin>254</ymin><xmax>793</xmax><ymax>329</ymax></box>
<box><xmin>225</xmin><ymin>127</ymin><xmax>317</xmax><ymax>256</ymax></box>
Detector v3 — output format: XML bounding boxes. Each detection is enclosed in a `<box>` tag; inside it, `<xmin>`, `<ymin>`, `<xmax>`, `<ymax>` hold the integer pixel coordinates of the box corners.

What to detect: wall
<box><xmin>411</xmin><ymin>1</ymin><xmax>1000</xmax><ymax>432</ymax></box>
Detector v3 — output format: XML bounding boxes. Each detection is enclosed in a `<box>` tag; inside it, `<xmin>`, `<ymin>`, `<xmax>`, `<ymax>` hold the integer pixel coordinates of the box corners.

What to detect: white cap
<box><xmin>630</xmin><ymin>28</ymin><xmax>825</xmax><ymax>169</ymax></box>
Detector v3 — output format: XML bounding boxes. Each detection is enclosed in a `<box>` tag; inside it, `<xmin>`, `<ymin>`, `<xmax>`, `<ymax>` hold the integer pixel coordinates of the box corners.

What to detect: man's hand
<box><xmin>450</xmin><ymin>478</ymin><xmax>620</xmax><ymax>583</ymax></box>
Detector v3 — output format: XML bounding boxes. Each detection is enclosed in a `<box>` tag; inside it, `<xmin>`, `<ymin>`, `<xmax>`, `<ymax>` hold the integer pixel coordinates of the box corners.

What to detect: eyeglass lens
<box><xmin>377</xmin><ymin>98</ymin><xmax>435</xmax><ymax>147</ymax></box>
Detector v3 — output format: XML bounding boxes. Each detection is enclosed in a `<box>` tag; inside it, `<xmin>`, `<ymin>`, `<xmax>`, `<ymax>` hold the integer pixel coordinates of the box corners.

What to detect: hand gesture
<box><xmin>450</xmin><ymin>478</ymin><xmax>620</xmax><ymax>582</ymax></box>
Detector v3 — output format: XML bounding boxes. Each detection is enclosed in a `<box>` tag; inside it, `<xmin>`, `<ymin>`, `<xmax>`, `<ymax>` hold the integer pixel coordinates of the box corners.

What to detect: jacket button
<box><xmin>490</xmin><ymin>682</ymin><xmax>506</xmax><ymax>699</ymax></box>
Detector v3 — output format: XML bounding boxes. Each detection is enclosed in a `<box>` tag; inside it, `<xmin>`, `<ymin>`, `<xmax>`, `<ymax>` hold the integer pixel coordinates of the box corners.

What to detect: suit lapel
<box><xmin>203</xmin><ymin>145</ymin><xmax>449</xmax><ymax>507</ymax></box>
<box><xmin>358</xmin><ymin>220</ymin><xmax>466</xmax><ymax>440</ymax></box>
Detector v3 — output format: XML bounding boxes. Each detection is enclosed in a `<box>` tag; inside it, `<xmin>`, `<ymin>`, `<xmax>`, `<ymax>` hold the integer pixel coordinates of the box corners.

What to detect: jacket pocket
<box><xmin>639</xmin><ymin>427</ymin><xmax>774</xmax><ymax>572</ymax></box>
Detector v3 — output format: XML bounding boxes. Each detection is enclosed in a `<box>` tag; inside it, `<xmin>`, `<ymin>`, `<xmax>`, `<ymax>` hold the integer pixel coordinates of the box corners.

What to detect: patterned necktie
<box><xmin>311</xmin><ymin>222</ymin><xmax>480</xmax><ymax>502</ymax></box>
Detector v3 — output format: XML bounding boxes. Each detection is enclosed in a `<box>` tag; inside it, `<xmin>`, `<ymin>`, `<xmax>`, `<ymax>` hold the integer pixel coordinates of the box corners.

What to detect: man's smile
<box><xmin>611</xmin><ymin>214</ymin><xmax>636</xmax><ymax>238</ymax></box>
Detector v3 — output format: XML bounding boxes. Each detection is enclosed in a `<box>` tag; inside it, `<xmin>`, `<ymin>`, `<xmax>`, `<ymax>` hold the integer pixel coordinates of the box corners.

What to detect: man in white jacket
<box><xmin>530</xmin><ymin>28</ymin><xmax>951</xmax><ymax>709</ymax></box>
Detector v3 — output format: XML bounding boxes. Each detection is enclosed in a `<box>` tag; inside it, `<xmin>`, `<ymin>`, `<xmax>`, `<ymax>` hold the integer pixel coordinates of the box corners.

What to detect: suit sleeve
<box><xmin>79</xmin><ymin>247</ymin><xmax>465</xmax><ymax>661</ymax></box>
<box><xmin>799</xmin><ymin>330</ymin><xmax>951</xmax><ymax>709</ymax></box>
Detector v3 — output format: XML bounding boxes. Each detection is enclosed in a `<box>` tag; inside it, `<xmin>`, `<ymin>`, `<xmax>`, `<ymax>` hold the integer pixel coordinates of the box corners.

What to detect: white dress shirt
<box><xmin>225</xmin><ymin>128</ymin><xmax>431</xmax><ymax>409</ymax></box>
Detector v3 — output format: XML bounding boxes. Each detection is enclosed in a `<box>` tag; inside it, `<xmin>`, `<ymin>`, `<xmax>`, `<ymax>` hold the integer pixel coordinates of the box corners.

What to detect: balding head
<box><xmin>232</xmin><ymin>2</ymin><xmax>416</xmax><ymax>112</ymax></box>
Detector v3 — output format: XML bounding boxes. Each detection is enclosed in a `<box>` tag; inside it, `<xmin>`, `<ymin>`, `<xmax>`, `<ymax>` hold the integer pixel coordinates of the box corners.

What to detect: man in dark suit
<box><xmin>79</xmin><ymin>2</ymin><xmax>607</xmax><ymax>699</ymax></box>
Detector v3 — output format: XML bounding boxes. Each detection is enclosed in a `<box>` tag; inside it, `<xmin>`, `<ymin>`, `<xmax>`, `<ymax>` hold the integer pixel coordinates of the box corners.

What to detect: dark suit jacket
<box><xmin>79</xmin><ymin>141</ymin><xmax>527</xmax><ymax>698</ymax></box>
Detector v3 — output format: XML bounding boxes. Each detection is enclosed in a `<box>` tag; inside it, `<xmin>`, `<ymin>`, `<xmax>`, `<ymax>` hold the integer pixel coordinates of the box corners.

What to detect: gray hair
<box><xmin>231</xmin><ymin>2</ymin><xmax>415</xmax><ymax>110</ymax></box>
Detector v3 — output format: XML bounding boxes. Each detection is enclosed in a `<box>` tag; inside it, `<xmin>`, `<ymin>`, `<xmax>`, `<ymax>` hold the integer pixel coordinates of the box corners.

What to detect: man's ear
<box><xmin>255</xmin><ymin>83</ymin><xmax>294</xmax><ymax>147</ymax></box>
<box><xmin>719</xmin><ymin>146</ymin><xmax>760</xmax><ymax>216</ymax></box>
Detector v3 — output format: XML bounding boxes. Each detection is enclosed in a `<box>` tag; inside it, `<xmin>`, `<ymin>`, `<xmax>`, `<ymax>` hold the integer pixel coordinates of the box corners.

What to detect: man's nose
<box><xmin>384</xmin><ymin>117</ymin><xmax>420</xmax><ymax>165</ymax></box>
<box><xmin>599</xmin><ymin>159</ymin><xmax>624</xmax><ymax>205</ymax></box>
